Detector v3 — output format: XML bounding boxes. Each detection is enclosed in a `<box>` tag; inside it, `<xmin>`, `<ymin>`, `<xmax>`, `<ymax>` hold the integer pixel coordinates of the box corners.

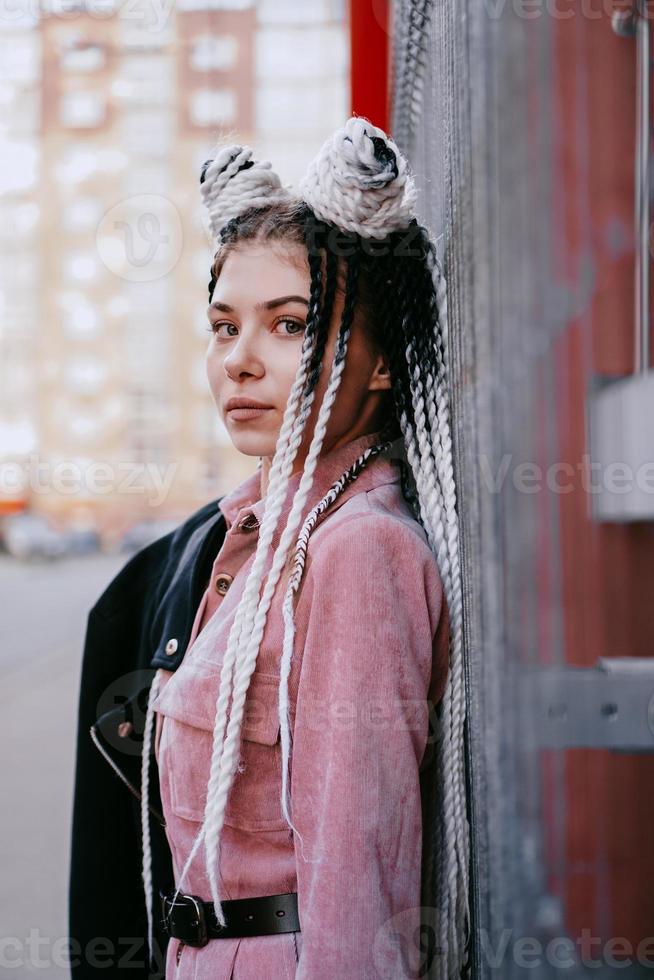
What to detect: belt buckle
<box><xmin>161</xmin><ymin>891</ymin><xmax>209</xmax><ymax>948</ymax></box>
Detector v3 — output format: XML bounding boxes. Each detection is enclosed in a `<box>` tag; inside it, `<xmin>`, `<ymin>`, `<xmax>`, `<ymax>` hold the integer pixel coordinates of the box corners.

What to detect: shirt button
<box><xmin>237</xmin><ymin>513</ymin><xmax>260</xmax><ymax>533</ymax></box>
<box><xmin>215</xmin><ymin>572</ymin><xmax>233</xmax><ymax>595</ymax></box>
<box><xmin>165</xmin><ymin>638</ymin><xmax>178</xmax><ymax>656</ymax></box>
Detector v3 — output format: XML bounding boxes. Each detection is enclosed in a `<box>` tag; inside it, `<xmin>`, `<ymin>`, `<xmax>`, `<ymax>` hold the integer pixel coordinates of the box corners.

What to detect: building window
<box><xmin>178</xmin><ymin>0</ymin><xmax>254</xmax><ymax>10</ymax></box>
<box><xmin>327</xmin><ymin>0</ymin><xmax>346</xmax><ymax>19</ymax></box>
<box><xmin>112</xmin><ymin>56</ymin><xmax>173</xmax><ymax>106</ymax></box>
<box><xmin>189</xmin><ymin>88</ymin><xmax>236</xmax><ymax>127</ymax></box>
<box><xmin>66</xmin><ymin>308</ymin><xmax>102</xmax><ymax>340</ymax></box>
<box><xmin>59</xmin><ymin>91</ymin><xmax>105</xmax><ymax>128</ymax></box>
<box><xmin>63</xmin><ymin>252</ymin><xmax>99</xmax><ymax>283</ymax></box>
<box><xmin>60</xmin><ymin>43</ymin><xmax>105</xmax><ymax>73</ymax></box>
<box><xmin>257</xmin><ymin>0</ymin><xmax>331</xmax><ymax>23</ymax></box>
<box><xmin>0</xmin><ymin>35</ymin><xmax>39</xmax><ymax>83</ymax></box>
<box><xmin>62</xmin><ymin>197</ymin><xmax>103</xmax><ymax>233</ymax></box>
<box><xmin>65</xmin><ymin>357</ymin><xmax>108</xmax><ymax>395</ymax></box>
<box><xmin>0</xmin><ymin>139</ymin><xmax>38</xmax><ymax>194</ymax></box>
<box><xmin>121</xmin><ymin>110</ymin><xmax>174</xmax><ymax>156</ymax></box>
<box><xmin>191</xmin><ymin>35</ymin><xmax>238</xmax><ymax>72</ymax></box>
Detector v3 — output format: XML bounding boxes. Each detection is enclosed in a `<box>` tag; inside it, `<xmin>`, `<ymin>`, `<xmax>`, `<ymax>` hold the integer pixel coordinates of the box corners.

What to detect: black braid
<box><xmin>364</xmin><ymin>243</ymin><xmax>425</xmax><ymax>522</ymax></box>
<box><xmin>403</xmin><ymin>227</ymin><xmax>447</xmax><ymax>401</ymax></box>
<box><xmin>333</xmin><ymin>247</ymin><xmax>360</xmax><ymax>363</ymax></box>
<box><xmin>366</xmin><ymin>240</ymin><xmax>416</xmax><ymax>437</ymax></box>
<box><xmin>300</xmin><ymin>219</ymin><xmax>332</xmax><ymax>403</ymax></box>
<box><xmin>302</xmin><ymin>247</ymin><xmax>340</xmax><ymax>398</ymax></box>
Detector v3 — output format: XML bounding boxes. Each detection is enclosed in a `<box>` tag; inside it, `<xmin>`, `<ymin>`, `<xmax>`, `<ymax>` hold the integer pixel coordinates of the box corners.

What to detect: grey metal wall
<box><xmin>389</xmin><ymin>3</ymin><xmax>647</xmax><ymax>978</ymax></box>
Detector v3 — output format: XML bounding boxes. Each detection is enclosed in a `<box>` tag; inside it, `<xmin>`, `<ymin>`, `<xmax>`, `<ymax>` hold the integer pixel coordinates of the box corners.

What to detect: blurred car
<box><xmin>119</xmin><ymin>518</ymin><xmax>180</xmax><ymax>553</ymax></box>
<box><xmin>62</xmin><ymin>526</ymin><xmax>101</xmax><ymax>555</ymax></box>
<box><xmin>2</xmin><ymin>513</ymin><xmax>68</xmax><ymax>560</ymax></box>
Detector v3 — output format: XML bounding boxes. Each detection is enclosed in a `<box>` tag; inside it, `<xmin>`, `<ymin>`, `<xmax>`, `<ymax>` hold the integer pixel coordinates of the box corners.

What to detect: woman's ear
<box><xmin>368</xmin><ymin>354</ymin><xmax>392</xmax><ymax>392</ymax></box>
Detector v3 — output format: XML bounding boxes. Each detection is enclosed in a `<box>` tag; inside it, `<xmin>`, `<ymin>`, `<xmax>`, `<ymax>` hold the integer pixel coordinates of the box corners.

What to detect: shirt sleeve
<box><xmin>288</xmin><ymin>513</ymin><xmax>450</xmax><ymax>980</ymax></box>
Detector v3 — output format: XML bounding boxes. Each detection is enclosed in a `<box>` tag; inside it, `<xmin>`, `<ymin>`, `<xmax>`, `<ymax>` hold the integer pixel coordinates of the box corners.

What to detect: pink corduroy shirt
<box><xmin>152</xmin><ymin>430</ymin><xmax>450</xmax><ymax>979</ymax></box>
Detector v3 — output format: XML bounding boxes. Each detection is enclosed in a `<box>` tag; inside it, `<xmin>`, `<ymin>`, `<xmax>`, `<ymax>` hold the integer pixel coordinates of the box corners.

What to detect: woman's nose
<box><xmin>223</xmin><ymin>331</ymin><xmax>264</xmax><ymax>380</ymax></box>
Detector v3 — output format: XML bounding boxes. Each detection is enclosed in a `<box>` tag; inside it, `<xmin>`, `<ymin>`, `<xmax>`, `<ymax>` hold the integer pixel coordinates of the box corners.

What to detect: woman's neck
<box><xmin>258</xmin><ymin>421</ymin><xmax>387</xmax><ymax>498</ymax></box>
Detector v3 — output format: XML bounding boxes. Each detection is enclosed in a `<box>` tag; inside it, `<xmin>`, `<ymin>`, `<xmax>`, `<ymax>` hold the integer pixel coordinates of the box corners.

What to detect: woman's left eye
<box><xmin>275</xmin><ymin>317</ymin><xmax>306</xmax><ymax>336</ymax></box>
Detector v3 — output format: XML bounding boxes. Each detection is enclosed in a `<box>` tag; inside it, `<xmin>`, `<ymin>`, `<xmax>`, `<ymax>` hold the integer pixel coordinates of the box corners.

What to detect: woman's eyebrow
<box><xmin>209</xmin><ymin>295</ymin><xmax>309</xmax><ymax>313</ymax></box>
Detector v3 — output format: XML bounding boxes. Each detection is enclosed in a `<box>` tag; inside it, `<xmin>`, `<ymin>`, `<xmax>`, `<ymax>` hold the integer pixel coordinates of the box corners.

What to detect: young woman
<box><xmin>69</xmin><ymin>117</ymin><xmax>468</xmax><ymax>980</ymax></box>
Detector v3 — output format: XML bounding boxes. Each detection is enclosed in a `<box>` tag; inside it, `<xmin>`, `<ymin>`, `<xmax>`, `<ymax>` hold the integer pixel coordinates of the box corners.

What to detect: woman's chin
<box><xmin>227</xmin><ymin>426</ymin><xmax>279</xmax><ymax>459</ymax></box>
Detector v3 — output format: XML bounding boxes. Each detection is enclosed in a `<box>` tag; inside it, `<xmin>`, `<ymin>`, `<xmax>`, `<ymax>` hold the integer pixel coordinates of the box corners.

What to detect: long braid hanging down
<box><xmin>300</xmin><ymin>117</ymin><xmax>469</xmax><ymax>978</ymax></box>
<box><xmin>139</xmin><ymin>116</ymin><xmax>469</xmax><ymax>979</ymax></box>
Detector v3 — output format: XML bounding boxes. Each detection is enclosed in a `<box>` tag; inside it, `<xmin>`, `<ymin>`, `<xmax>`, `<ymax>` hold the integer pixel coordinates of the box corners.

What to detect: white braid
<box><xmin>166</xmin><ymin>238</ymin><xmax>335</xmax><ymax>912</ymax></box>
<box><xmin>305</xmin><ymin>116</ymin><xmax>468</xmax><ymax>966</ymax></box>
<box><xmin>140</xmin><ymin>668</ymin><xmax>162</xmax><ymax>971</ymax></box>
<box><xmin>167</xmin><ymin>301</ymin><xmax>321</xmax><ymax>923</ymax></box>
<box><xmin>201</xmin><ymin>144</ymin><xmax>292</xmax><ymax>241</ymax></box>
<box><xmin>277</xmin><ymin>440</ymin><xmax>394</xmax><ymax>852</ymax></box>
<box><xmin>302</xmin><ymin>108</ymin><xmax>469</xmax><ymax>971</ymax></box>
<box><xmin>201</xmin><ymin>300</ymin><xmax>355</xmax><ymax>916</ymax></box>
<box><xmin>299</xmin><ymin>115</ymin><xmax>418</xmax><ymax>239</ymax></box>
<box><xmin>180</xmin><ymin>249</ymin><xmax>329</xmax><ymax>915</ymax></box>
<box><xmin>416</xmin><ymin>255</ymin><xmax>469</xmax><ymax>979</ymax></box>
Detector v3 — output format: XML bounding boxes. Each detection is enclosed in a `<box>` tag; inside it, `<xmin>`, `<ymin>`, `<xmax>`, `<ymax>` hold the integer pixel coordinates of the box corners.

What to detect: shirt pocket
<box><xmin>154</xmin><ymin>659</ymin><xmax>288</xmax><ymax>833</ymax></box>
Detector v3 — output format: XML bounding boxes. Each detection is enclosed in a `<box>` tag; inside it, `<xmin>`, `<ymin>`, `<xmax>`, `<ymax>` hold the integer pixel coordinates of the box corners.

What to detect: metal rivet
<box><xmin>238</xmin><ymin>513</ymin><xmax>260</xmax><ymax>533</ymax></box>
<box><xmin>165</xmin><ymin>638</ymin><xmax>178</xmax><ymax>655</ymax></box>
<box><xmin>214</xmin><ymin>573</ymin><xmax>233</xmax><ymax>595</ymax></box>
<box><xmin>276</xmin><ymin>909</ymin><xmax>285</xmax><ymax>917</ymax></box>
<box><xmin>245</xmin><ymin>913</ymin><xmax>254</xmax><ymax>921</ymax></box>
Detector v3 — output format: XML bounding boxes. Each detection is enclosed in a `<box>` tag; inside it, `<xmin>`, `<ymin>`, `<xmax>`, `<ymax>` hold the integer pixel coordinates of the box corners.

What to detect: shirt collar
<box><xmin>218</xmin><ymin>429</ymin><xmax>402</xmax><ymax>537</ymax></box>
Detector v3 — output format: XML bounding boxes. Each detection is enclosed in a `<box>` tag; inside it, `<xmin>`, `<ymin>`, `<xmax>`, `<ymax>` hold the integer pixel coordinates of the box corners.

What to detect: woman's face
<box><xmin>205</xmin><ymin>242</ymin><xmax>391</xmax><ymax>465</ymax></box>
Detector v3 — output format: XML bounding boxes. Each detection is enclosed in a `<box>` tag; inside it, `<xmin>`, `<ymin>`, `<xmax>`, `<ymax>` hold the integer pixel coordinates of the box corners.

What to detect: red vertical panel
<box><xmin>550</xmin><ymin>4</ymin><xmax>654</xmax><ymax>954</ymax></box>
<box><xmin>349</xmin><ymin>0</ymin><xmax>390</xmax><ymax>131</ymax></box>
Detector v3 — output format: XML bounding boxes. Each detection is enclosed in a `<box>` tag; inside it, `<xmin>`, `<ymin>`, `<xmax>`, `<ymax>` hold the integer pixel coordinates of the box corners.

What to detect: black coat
<box><xmin>68</xmin><ymin>497</ymin><xmax>227</xmax><ymax>978</ymax></box>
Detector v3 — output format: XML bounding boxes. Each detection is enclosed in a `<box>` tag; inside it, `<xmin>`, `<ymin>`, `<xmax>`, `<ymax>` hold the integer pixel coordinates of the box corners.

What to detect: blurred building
<box><xmin>0</xmin><ymin>0</ymin><xmax>348</xmax><ymax>541</ymax></box>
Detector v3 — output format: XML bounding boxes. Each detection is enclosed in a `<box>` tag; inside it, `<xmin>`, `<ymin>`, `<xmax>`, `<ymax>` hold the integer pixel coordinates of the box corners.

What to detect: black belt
<box><xmin>160</xmin><ymin>889</ymin><xmax>300</xmax><ymax>947</ymax></box>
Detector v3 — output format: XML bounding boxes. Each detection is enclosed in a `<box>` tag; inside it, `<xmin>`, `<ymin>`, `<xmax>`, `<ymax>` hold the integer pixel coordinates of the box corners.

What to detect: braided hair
<box><xmin>140</xmin><ymin>117</ymin><xmax>469</xmax><ymax>980</ymax></box>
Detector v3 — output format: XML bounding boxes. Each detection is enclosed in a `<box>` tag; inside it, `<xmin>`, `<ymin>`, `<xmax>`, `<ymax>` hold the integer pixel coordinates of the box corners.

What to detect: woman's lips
<box><xmin>227</xmin><ymin>407</ymin><xmax>273</xmax><ymax>421</ymax></box>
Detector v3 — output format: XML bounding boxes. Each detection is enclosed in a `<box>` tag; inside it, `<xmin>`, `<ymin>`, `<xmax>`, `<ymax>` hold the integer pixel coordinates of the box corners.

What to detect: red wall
<box><xmin>349</xmin><ymin>0</ymin><xmax>390</xmax><ymax>131</ymax></box>
<box><xmin>545</xmin><ymin>7</ymin><xmax>654</xmax><ymax>954</ymax></box>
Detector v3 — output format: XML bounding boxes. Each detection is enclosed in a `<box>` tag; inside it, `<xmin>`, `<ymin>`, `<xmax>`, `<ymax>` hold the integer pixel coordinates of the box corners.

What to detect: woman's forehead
<box><xmin>210</xmin><ymin>243</ymin><xmax>310</xmax><ymax>307</ymax></box>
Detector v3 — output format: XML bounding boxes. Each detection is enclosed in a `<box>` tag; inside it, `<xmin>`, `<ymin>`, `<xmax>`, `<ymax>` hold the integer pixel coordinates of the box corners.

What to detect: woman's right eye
<box><xmin>207</xmin><ymin>322</ymin><xmax>238</xmax><ymax>338</ymax></box>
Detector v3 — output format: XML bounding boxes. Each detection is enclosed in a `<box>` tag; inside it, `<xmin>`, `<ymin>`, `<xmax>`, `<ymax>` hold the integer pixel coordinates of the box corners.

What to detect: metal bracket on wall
<box><xmin>517</xmin><ymin>657</ymin><xmax>654</xmax><ymax>750</ymax></box>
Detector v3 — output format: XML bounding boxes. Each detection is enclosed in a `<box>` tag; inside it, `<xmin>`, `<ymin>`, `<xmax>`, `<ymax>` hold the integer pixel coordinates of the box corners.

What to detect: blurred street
<box><xmin>0</xmin><ymin>553</ymin><xmax>126</xmax><ymax>977</ymax></box>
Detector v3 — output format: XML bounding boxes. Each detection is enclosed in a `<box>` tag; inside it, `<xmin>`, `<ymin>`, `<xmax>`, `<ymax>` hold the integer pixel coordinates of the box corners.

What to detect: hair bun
<box><xmin>200</xmin><ymin>144</ymin><xmax>292</xmax><ymax>240</ymax></box>
<box><xmin>299</xmin><ymin>116</ymin><xmax>417</xmax><ymax>239</ymax></box>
